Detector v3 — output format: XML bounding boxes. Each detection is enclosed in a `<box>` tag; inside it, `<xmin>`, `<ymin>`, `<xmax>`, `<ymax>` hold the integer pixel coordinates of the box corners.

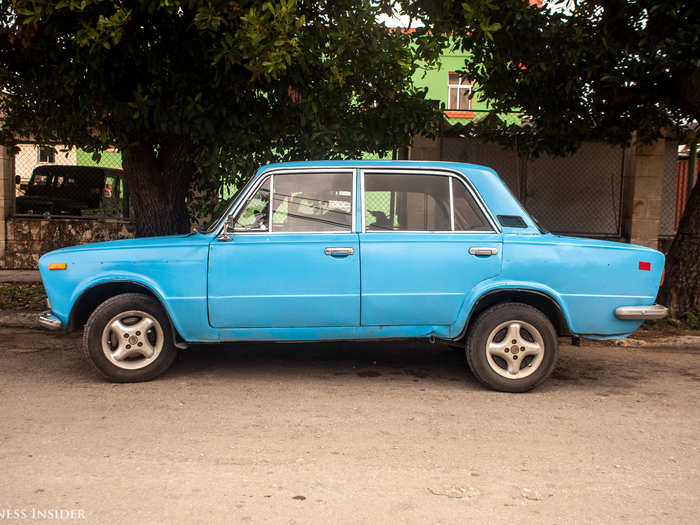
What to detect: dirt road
<box><xmin>1</xmin><ymin>327</ymin><xmax>698</xmax><ymax>524</ymax></box>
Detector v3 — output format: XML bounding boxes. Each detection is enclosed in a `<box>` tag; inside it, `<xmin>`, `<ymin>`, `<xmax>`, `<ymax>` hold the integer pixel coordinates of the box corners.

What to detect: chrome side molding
<box><xmin>615</xmin><ymin>304</ymin><xmax>668</xmax><ymax>320</ymax></box>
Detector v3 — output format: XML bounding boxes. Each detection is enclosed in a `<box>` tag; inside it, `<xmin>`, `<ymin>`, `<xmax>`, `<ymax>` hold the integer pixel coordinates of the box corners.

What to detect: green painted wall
<box><xmin>413</xmin><ymin>50</ymin><xmax>521</xmax><ymax>126</ymax></box>
<box><xmin>76</xmin><ymin>149</ymin><xmax>123</xmax><ymax>169</ymax></box>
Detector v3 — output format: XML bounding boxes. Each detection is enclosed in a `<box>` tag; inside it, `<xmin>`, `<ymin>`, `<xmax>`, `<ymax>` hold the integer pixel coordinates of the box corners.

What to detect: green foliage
<box><xmin>643</xmin><ymin>305</ymin><xmax>700</xmax><ymax>331</ymax></box>
<box><xmin>0</xmin><ymin>282</ymin><xmax>46</xmax><ymax>310</ymax></box>
<box><xmin>0</xmin><ymin>0</ymin><xmax>442</xmax><ymax>226</ymax></box>
<box><xmin>409</xmin><ymin>0</ymin><xmax>700</xmax><ymax>156</ymax></box>
<box><xmin>681</xmin><ymin>307</ymin><xmax>700</xmax><ymax>330</ymax></box>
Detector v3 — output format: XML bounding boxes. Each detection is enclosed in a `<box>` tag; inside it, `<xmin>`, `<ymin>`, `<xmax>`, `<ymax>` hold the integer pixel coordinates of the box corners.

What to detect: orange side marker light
<box><xmin>48</xmin><ymin>263</ymin><xmax>67</xmax><ymax>270</ymax></box>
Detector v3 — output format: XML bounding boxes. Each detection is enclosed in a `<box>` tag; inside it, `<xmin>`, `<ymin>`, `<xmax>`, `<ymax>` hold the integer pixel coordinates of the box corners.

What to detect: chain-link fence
<box><xmin>438</xmin><ymin>136</ymin><xmax>625</xmax><ymax>236</ymax></box>
<box><xmin>13</xmin><ymin>143</ymin><xmax>129</xmax><ymax>218</ymax></box>
<box><xmin>526</xmin><ymin>143</ymin><xmax>624</xmax><ymax>236</ymax></box>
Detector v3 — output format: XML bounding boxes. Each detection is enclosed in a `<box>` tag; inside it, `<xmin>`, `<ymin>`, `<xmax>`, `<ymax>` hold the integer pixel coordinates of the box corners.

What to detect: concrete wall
<box><xmin>2</xmin><ymin>217</ymin><xmax>134</xmax><ymax>269</ymax></box>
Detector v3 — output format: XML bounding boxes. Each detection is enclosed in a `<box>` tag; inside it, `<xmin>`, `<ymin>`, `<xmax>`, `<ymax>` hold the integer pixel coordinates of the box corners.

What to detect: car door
<box><xmin>207</xmin><ymin>169</ymin><xmax>360</xmax><ymax>328</ymax></box>
<box><xmin>359</xmin><ymin>169</ymin><xmax>502</xmax><ymax>327</ymax></box>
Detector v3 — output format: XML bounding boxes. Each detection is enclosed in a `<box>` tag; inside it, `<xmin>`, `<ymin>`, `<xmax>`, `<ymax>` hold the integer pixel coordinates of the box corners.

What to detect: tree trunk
<box><xmin>658</xmin><ymin>178</ymin><xmax>700</xmax><ymax>315</ymax></box>
<box><xmin>121</xmin><ymin>139</ymin><xmax>194</xmax><ymax>237</ymax></box>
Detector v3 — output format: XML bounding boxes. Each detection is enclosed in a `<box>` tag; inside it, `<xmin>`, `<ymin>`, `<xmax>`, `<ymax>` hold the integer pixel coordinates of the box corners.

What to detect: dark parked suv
<box><xmin>16</xmin><ymin>165</ymin><xmax>126</xmax><ymax>216</ymax></box>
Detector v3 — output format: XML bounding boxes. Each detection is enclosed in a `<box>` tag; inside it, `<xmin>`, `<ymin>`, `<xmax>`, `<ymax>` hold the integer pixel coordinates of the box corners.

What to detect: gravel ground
<box><xmin>0</xmin><ymin>327</ymin><xmax>698</xmax><ymax>524</ymax></box>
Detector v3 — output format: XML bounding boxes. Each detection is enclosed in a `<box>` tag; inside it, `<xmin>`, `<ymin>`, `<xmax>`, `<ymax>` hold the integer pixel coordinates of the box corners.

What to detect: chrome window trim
<box><xmin>449</xmin><ymin>177</ymin><xmax>455</xmax><ymax>231</ymax></box>
<box><xmin>360</xmin><ymin>168</ymin><xmax>499</xmax><ymax>234</ymax></box>
<box><xmin>268</xmin><ymin>174</ymin><xmax>274</xmax><ymax>233</ymax></box>
<box><xmin>223</xmin><ymin>167</ymin><xmax>357</xmax><ymax>236</ymax></box>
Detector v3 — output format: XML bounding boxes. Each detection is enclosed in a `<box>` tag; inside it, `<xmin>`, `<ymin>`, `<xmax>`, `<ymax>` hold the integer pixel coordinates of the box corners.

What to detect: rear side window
<box><xmin>452</xmin><ymin>179</ymin><xmax>492</xmax><ymax>231</ymax></box>
<box><xmin>365</xmin><ymin>173</ymin><xmax>450</xmax><ymax>231</ymax></box>
<box><xmin>364</xmin><ymin>172</ymin><xmax>493</xmax><ymax>232</ymax></box>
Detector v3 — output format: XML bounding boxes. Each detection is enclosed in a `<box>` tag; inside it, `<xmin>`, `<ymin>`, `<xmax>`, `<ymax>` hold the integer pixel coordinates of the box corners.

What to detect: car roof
<box><xmin>257</xmin><ymin>160</ymin><xmax>491</xmax><ymax>173</ymax></box>
<box><xmin>32</xmin><ymin>165</ymin><xmax>123</xmax><ymax>177</ymax></box>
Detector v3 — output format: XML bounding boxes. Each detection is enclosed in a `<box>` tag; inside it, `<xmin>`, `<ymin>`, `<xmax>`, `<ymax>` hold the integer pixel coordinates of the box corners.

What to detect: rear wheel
<box><xmin>466</xmin><ymin>303</ymin><xmax>558</xmax><ymax>392</ymax></box>
<box><xmin>82</xmin><ymin>293</ymin><xmax>177</xmax><ymax>382</ymax></box>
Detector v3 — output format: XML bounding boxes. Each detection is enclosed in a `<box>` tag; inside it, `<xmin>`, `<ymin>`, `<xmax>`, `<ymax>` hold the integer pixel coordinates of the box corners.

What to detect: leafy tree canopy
<box><xmin>408</xmin><ymin>0</ymin><xmax>700</xmax><ymax>155</ymax></box>
<box><xmin>0</xmin><ymin>0</ymin><xmax>441</xmax><ymax>234</ymax></box>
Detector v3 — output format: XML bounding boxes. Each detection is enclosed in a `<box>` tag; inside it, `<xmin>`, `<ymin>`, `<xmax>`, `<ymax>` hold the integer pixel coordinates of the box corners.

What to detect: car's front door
<box><xmin>207</xmin><ymin>169</ymin><xmax>360</xmax><ymax>328</ymax></box>
<box><xmin>359</xmin><ymin>169</ymin><xmax>502</xmax><ymax>328</ymax></box>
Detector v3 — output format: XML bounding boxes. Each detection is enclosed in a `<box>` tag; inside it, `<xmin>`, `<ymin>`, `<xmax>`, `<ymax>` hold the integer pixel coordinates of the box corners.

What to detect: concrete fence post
<box><xmin>621</xmin><ymin>136</ymin><xmax>667</xmax><ymax>249</ymax></box>
<box><xmin>0</xmin><ymin>145</ymin><xmax>15</xmax><ymax>265</ymax></box>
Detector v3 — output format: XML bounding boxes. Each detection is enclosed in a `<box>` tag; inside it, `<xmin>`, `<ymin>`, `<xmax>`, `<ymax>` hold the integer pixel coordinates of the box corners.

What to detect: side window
<box><xmin>365</xmin><ymin>173</ymin><xmax>450</xmax><ymax>231</ymax></box>
<box><xmin>271</xmin><ymin>172</ymin><xmax>353</xmax><ymax>232</ymax></box>
<box><xmin>233</xmin><ymin>179</ymin><xmax>270</xmax><ymax>232</ymax></box>
<box><xmin>452</xmin><ymin>178</ymin><xmax>492</xmax><ymax>231</ymax></box>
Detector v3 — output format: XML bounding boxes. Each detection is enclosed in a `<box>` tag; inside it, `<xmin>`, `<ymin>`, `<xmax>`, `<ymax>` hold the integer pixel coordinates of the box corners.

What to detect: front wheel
<box><xmin>466</xmin><ymin>303</ymin><xmax>559</xmax><ymax>392</ymax></box>
<box><xmin>82</xmin><ymin>293</ymin><xmax>178</xmax><ymax>382</ymax></box>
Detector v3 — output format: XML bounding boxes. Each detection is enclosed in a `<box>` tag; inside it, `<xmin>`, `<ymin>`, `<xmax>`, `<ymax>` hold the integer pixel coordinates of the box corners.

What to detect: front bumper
<box><xmin>615</xmin><ymin>304</ymin><xmax>668</xmax><ymax>320</ymax></box>
<box><xmin>39</xmin><ymin>310</ymin><xmax>62</xmax><ymax>330</ymax></box>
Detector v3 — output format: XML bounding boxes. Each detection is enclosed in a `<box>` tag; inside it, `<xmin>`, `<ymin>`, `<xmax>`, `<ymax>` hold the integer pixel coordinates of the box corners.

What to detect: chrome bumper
<box><xmin>39</xmin><ymin>310</ymin><xmax>62</xmax><ymax>330</ymax></box>
<box><xmin>615</xmin><ymin>304</ymin><xmax>668</xmax><ymax>320</ymax></box>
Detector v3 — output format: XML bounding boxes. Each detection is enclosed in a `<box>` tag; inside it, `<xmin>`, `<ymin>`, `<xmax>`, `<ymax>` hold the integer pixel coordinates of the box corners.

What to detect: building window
<box><xmin>448</xmin><ymin>73</ymin><xmax>473</xmax><ymax>110</ymax></box>
<box><xmin>37</xmin><ymin>147</ymin><xmax>55</xmax><ymax>163</ymax></box>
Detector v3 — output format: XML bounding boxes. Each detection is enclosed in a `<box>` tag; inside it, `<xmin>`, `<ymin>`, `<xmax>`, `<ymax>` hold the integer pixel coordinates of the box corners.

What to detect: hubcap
<box><xmin>101</xmin><ymin>310</ymin><xmax>164</xmax><ymax>370</ymax></box>
<box><xmin>485</xmin><ymin>320</ymin><xmax>545</xmax><ymax>379</ymax></box>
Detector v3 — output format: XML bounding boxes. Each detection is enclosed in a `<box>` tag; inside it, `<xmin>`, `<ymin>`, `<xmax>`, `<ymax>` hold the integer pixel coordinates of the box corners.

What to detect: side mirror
<box><xmin>216</xmin><ymin>215</ymin><xmax>235</xmax><ymax>242</ymax></box>
<box><xmin>15</xmin><ymin>175</ymin><xmax>20</xmax><ymax>184</ymax></box>
<box><xmin>225</xmin><ymin>214</ymin><xmax>236</xmax><ymax>233</ymax></box>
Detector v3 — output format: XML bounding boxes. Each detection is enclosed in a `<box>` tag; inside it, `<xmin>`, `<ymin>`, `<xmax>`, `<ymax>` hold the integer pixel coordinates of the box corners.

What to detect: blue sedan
<box><xmin>38</xmin><ymin>161</ymin><xmax>667</xmax><ymax>391</ymax></box>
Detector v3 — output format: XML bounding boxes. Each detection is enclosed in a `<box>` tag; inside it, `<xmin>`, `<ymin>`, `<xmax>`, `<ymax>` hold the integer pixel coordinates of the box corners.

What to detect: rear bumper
<box><xmin>615</xmin><ymin>304</ymin><xmax>668</xmax><ymax>320</ymax></box>
<box><xmin>39</xmin><ymin>310</ymin><xmax>62</xmax><ymax>330</ymax></box>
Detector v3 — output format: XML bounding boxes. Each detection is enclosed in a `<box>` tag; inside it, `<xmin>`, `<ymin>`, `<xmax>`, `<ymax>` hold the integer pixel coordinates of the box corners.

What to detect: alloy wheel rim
<box><xmin>101</xmin><ymin>310</ymin><xmax>164</xmax><ymax>370</ymax></box>
<box><xmin>484</xmin><ymin>319</ymin><xmax>545</xmax><ymax>379</ymax></box>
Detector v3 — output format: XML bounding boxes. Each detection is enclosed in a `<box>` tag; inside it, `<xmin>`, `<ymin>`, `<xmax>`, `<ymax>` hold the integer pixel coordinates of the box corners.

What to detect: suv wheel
<box><xmin>82</xmin><ymin>293</ymin><xmax>177</xmax><ymax>382</ymax></box>
<box><xmin>466</xmin><ymin>303</ymin><xmax>559</xmax><ymax>392</ymax></box>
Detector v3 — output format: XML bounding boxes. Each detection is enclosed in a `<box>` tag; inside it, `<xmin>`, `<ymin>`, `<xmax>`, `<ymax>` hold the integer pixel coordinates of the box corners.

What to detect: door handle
<box><xmin>324</xmin><ymin>247</ymin><xmax>354</xmax><ymax>257</ymax></box>
<box><xmin>469</xmin><ymin>247</ymin><xmax>498</xmax><ymax>256</ymax></box>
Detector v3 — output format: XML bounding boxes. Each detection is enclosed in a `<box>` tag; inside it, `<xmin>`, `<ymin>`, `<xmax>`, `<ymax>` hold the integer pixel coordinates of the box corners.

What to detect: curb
<box><xmin>612</xmin><ymin>336</ymin><xmax>700</xmax><ymax>348</ymax></box>
<box><xmin>0</xmin><ymin>271</ymin><xmax>42</xmax><ymax>283</ymax></box>
<box><xmin>0</xmin><ymin>310</ymin><xmax>45</xmax><ymax>329</ymax></box>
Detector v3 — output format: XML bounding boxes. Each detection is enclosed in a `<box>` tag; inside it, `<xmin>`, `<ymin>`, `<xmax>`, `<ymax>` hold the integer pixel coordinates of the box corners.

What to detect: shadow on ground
<box><xmin>2</xmin><ymin>328</ymin><xmax>698</xmax><ymax>391</ymax></box>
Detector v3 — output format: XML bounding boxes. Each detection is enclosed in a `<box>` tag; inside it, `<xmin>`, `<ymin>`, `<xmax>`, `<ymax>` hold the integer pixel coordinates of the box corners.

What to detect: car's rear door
<box><xmin>359</xmin><ymin>169</ymin><xmax>502</xmax><ymax>328</ymax></box>
<box><xmin>207</xmin><ymin>169</ymin><xmax>360</xmax><ymax>328</ymax></box>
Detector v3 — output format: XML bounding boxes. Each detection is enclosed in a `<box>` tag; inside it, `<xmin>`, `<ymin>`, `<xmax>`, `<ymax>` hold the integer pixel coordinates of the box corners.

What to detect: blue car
<box><xmin>38</xmin><ymin>161</ymin><xmax>667</xmax><ymax>391</ymax></box>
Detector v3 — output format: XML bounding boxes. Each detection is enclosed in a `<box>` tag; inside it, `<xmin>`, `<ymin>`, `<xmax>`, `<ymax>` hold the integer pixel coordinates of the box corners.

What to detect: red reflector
<box><xmin>639</xmin><ymin>261</ymin><xmax>651</xmax><ymax>271</ymax></box>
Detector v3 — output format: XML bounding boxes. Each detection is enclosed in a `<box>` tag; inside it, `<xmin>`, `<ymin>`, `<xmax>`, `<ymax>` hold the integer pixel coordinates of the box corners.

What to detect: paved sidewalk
<box><xmin>0</xmin><ymin>270</ymin><xmax>41</xmax><ymax>283</ymax></box>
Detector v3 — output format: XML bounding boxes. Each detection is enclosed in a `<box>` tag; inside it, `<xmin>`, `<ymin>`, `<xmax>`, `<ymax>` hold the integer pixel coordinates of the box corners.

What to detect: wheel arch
<box><xmin>68</xmin><ymin>280</ymin><xmax>187</xmax><ymax>348</ymax></box>
<box><xmin>460</xmin><ymin>288</ymin><xmax>572</xmax><ymax>340</ymax></box>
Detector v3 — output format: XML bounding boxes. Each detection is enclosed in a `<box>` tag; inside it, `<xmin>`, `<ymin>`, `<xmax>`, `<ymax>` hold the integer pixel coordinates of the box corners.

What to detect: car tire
<box><xmin>82</xmin><ymin>293</ymin><xmax>178</xmax><ymax>382</ymax></box>
<box><xmin>466</xmin><ymin>303</ymin><xmax>558</xmax><ymax>393</ymax></box>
